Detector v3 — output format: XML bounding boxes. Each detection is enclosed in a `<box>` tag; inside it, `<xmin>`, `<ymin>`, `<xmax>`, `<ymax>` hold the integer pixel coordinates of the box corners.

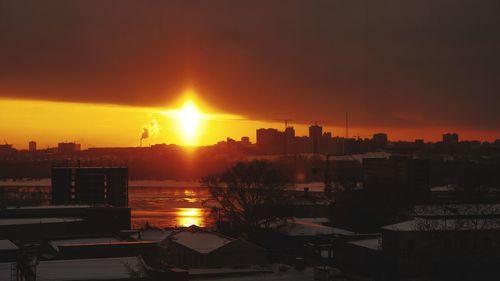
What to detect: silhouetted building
<box><xmin>52</xmin><ymin>167</ymin><xmax>128</xmax><ymax>206</ymax></box>
<box><xmin>58</xmin><ymin>142</ymin><xmax>81</xmax><ymax>154</ymax></box>
<box><xmin>29</xmin><ymin>141</ymin><xmax>37</xmax><ymax>152</ymax></box>
<box><xmin>309</xmin><ymin>125</ymin><xmax>323</xmax><ymax>154</ymax></box>
<box><xmin>372</xmin><ymin>133</ymin><xmax>388</xmax><ymax>149</ymax></box>
<box><xmin>0</xmin><ymin>144</ymin><xmax>14</xmax><ymax>156</ymax></box>
<box><xmin>382</xmin><ymin>217</ymin><xmax>500</xmax><ymax>278</ymax></box>
<box><xmin>256</xmin><ymin>128</ymin><xmax>285</xmax><ymax>154</ymax></box>
<box><xmin>0</xmin><ymin>205</ymin><xmax>131</xmax><ymax>241</ymax></box>
<box><xmin>442</xmin><ymin>133</ymin><xmax>459</xmax><ymax>145</ymax></box>
<box><xmin>240</xmin><ymin>136</ymin><xmax>250</xmax><ymax>145</ymax></box>
<box><xmin>285</xmin><ymin>126</ymin><xmax>295</xmax><ymax>139</ymax></box>
<box><xmin>363</xmin><ymin>157</ymin><xmax>430</xmax><ymax>203</ymax></box>
<box><xmin>161</xmin><ymin>225</ymin><xmax>268</xmax><ymax>267</ymax></box>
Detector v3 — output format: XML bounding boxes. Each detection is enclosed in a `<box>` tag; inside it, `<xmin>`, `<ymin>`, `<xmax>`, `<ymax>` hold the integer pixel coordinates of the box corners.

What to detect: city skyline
<box><xmin>2</xmin><ymin>105</ymin><xmax>497</xmax><ymax>151</ymax></box>
<box><xmin>2</xmin><ymin>1</ymin><xmax>500</xmax><ymax>148</ymax></box>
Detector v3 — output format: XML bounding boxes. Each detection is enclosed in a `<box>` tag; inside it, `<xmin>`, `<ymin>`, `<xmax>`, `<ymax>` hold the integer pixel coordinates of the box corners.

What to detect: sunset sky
<box><xmin>1</xmin><ymin>1</ymin><xmax>499</xmax><ymax>148</ymax></box>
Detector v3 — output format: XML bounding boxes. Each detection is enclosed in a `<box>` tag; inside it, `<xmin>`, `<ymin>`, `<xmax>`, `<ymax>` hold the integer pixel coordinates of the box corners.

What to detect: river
<box><xmin>0</xmin><ymin>179</ymin><xmax>214</xmax><ymax>229</ymax></box>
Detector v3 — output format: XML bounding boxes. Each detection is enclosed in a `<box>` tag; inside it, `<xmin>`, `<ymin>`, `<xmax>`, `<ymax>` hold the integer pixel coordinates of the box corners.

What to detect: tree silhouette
<box><xmin>203</xmin><ymin>160</ymin><xmax>290</xmax><ymax>233</ymax></box>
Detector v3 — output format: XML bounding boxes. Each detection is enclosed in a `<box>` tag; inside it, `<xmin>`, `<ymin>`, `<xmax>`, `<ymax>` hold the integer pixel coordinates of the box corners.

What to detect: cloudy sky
<box><xmin>1</xmin><ymin>1</ymin><xmax>499</xmax><ymax>146</ymax></box>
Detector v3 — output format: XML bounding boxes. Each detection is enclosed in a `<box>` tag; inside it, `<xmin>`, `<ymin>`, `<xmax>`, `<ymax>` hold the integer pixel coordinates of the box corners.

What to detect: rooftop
<box><xmin>35</xmin><ymin>256</ymin><xmax>145</xmax><ymax>281</ymax></box>
<box><xmin>6</xmin><ymin>205</ymin><xmax>92</xmax><ymax>210</ymax></box>
<box><xmin>412</xmin><ymin>204</ymin><xmax>500</xmax><ymax>218</ymax></box>
<box><xmin>49</xmin><ymin>237</ymin><xmax>119</xmax><ymax>251</ymax></box>
<box><xmin>266</xmin><ymin>218</ymin><xmax>354</xmax><ymax>237</ymax></box>
<box><xmin>0</xmin><ymin>240</ymin><xmax>18</xmax><ymax>251</ymax></box>
<box><xmin>348</xmin><ymin>238</ymin><xmax>381</xmax><ymax>251</ymax></box>
<box><xmin>169</xmin><ymin>226</ymin><xmax>233</xmax><ymax>253</ymax></box>
<box><xmin>138</xmin><ymin>228</ymin><xmax>172</xmax><ymax>242</ymax></box>
<box><xmin>383</xmin><ymin>218</ymin><xmax>500</xmax><ymax>232</ymax></box>
<box><xmin>0</xmin><ymin>217</ymin><xmax>84</xmax><ymax>226</ymax></box>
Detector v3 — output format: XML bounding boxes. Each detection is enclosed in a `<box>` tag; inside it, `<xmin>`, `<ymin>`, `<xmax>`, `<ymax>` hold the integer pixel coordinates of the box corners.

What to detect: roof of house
<box><xmin>168</xmin><ymin>225</ymin><xmax>234</xmax><ymax>253</ymax></box>
<box><xmin>266</xmin><ymin>218</ymin><xmax>354</xmax><ymax>237</ymax></box>
<box><xmin>348</xmin><ymin>238</ymin><xmax>381</xmax><ymax>251</ymax></box>
<box><xmin>6</xmin><ymin>205</ymin><xmax>91</xmax><ymax>210</ymax></box>
<box><xmin>430</xmin><ymin>185</ymin><xmax>457</xmax><ymax>192</ymax></box>
<box><xmin>138</xmin><ymin>228</ymin><xmax>172</xmax><ymax>242</ymax></box>
<box><xmin>383</xmin><ymin>218</ymin><xmax>500</xmax><ymax>232</ymax></box>
<box><xmin>0</xmin><ymin>240</ymin><xmax>18</xmax><ymax>251</ymax></box>
<box><xmin>0</xmin><ymin>217</ymin><xmax>84</xmax><ymax>226</ymax></box>
<box><xmin>35</xmin><ymin>256</ymin><xmax>145</xmax><ymax>281</ymax></box>
<box><xmin>412</xmin><ymin>204</ymin><xmax>500</xmax><ymax>217</ymax></box>
<box><xmin>49</xmin><ymin>237</ymin><xmax>120</xmax><ymax>251</ymax></box>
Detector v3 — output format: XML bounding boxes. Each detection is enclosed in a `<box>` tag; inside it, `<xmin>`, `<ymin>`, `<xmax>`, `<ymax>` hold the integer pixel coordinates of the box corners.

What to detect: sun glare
<box><xmin>177</xmin><ymin>100</ymin><xmax>202</xmax><ymax>144</ymax></box>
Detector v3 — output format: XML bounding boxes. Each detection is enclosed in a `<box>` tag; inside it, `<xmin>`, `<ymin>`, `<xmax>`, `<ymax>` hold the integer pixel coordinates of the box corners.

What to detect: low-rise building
<box><xmin>160</xmin><ymin>225</ymin><xmax>268</xmax><ymax>268</ymax></box>
<box><xmin>0</xmin><ymin>205</ymin><xmax>131</xmax><ymax>241</ymax></box>
<box><xmin>47</xmin><ymin>236</ymin><xmax>157</xmax><ymax>259</ymax></box>
<box><xmin>26</xmin><ymin>256</ymin><xmax>148</xmax><ymax>281</ymax></box>
<box><xmin>382</xmin><ymin>218</ymin><xmax>500</xmax><ymax>277</ymax></box>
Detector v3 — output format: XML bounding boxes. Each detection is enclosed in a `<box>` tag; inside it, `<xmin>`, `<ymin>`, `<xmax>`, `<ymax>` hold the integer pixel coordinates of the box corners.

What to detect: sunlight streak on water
<box><xmin>0</xmin><ymin>183</ymin><xmax>214</xmax><ymax>229</ymax></box>
<box><xmin>175</xmin><ymin>207</ymin><xmax>205</xmax><ymax>227</ymax></box>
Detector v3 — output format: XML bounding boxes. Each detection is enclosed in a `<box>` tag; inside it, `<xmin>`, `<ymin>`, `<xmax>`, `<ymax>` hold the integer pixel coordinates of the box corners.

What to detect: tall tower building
<box><xmin>309</xmin><ymin>125</ymin><xmax>323</xmax><ymax>154</ymax></box>
<box><xmin>29</xmin><ymin>141</ymin><xmax>37</xmax><ymax>152</ymax></box>
<box><xmin>442</xmin><ymin>133</ymin><xmax>459</xmax><ymax>145</ymax></box>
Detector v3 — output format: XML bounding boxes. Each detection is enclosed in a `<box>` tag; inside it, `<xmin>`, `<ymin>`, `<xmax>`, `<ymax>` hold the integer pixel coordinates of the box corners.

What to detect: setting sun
<box><xmin>176</xmin><ymin>100</ymin><xmax>203</xmax><ymax>145</ymax></box>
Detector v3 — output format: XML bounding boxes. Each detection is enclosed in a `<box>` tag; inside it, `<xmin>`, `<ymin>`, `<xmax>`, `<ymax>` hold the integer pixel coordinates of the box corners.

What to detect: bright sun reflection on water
<box><xmin>183</xmin><ymin>189</ymin><xmax>198</xmax><ymax>203</ymax></box>
<box><xmin>176</xmin><ymin>207</ymin><xmax>205</xmax><ymax>227</ymax></box>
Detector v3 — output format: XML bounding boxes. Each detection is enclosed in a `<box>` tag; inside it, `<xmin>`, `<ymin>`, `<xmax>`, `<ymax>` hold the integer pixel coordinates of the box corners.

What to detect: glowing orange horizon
<box><xmin>0</xmin><ymin>96</ymin><xmax>498</xmax><ymax>150</ymax></box>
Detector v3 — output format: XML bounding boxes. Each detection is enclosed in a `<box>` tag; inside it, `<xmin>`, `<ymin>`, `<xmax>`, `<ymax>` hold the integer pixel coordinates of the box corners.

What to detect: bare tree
<box><xmin>202</xmin><ymin>160</ymin><xmax>291</xmax><ymax>232</ymax></box>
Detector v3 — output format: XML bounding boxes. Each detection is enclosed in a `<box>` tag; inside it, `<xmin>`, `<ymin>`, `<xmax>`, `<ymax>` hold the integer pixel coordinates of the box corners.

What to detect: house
<box><xmin>256</xmin><ymin>217</ymin><xmax>354</xmax><ymax>264</ymax></box>
<box><xmin>333</xmin><ymin>206</ymin><xmax>500</xmax><ymax>280</ymax></box>
<box><xmin>382</xmin><ymin>218</ymin><xmax>500</xmax><ymax>278</ymax></box>
<box><xmin>160</xmin><ymin>225</ymin><xmax>268</xmax><ymax>267</ymax></box>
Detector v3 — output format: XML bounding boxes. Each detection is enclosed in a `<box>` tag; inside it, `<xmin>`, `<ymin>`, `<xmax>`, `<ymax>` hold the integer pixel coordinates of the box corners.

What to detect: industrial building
<box><xmin>0</xmin><ymin>205</ymin><xmax>131</xmax><ymax>241</ymax></box>
<box><xmin>51</xmin><ymin>167</ymin><xmax>128</xmax><ymax>207</ymax></box>
<box><xmin>362</xmin><ymin>156</ymin><xmax>431</xmax><ymax>204</ymax></box>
